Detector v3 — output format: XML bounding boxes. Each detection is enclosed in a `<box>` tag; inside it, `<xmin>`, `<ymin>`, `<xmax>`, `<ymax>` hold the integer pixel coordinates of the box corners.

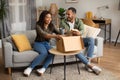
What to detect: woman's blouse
<box><xmin>35</xmin><ymin>24</ymin><xmax>60</xmax><ymax>42</ymax></box>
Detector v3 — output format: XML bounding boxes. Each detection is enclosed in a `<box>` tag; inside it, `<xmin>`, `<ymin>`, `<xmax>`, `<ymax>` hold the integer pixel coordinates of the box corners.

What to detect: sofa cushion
<box><xmin>23</xmin><ymin>30</ymin><xmax>36</xmax><ymax>46</ymax></box>
<box><xmin>82</xmin><ymin>24</ymin><xmax>101</xmax><ymax>38</ymax></box>
<box><xmin>11</xmin><ymin>30</ymin><xmax>36</xmax><ymax>46</ymax></box>
<box><xmin>13</xmin><ymin>50</ymin><xmax>39</xmax><ymax>63</ymax></box>
<box><xmin>12</xmin><ymin>34</ymin><xmax>32</xmax><ymax>52</ymax></box>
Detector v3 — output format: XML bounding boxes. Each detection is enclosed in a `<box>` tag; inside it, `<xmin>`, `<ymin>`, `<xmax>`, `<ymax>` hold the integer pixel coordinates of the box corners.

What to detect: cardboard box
<box><xmin>56</xmin><ymin>36</ymin><xmax>84</xmax><ymax>52</ymax></box>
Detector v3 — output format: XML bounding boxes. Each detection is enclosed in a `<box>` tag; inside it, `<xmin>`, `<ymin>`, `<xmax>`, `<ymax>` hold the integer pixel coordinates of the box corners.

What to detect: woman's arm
<box><xmin>36</xmin><ymin>25</ymin><xmax>61</xmax><ymax>39</ymax></box>
<box><xmin>45</xmin><ymin>34</ymin><xmax>61</xmax><ymax>39</ymax></box>
<box><xmin>53</xmin><ymin>25</ymin><xmax>61</xmax><ymax>34</ymax></box>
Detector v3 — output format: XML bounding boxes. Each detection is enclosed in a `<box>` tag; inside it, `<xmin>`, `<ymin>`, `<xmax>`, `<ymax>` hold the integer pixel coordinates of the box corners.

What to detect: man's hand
<box><xmin>71</xmin><ymin>29</ymin><xmax>81</xmax><ymax>36</ymax></box>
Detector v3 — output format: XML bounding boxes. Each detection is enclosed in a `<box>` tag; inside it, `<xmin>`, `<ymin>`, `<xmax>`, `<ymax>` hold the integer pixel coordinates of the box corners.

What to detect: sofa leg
<box><xmin>8</xmin><ymin>68</ymin><xmax>11</xmax><ymax>75</ymax></box>
<box><xmin>97</xmin><ymin>57</ymin><xmax>100</xmax><ymax>64</ymax></box>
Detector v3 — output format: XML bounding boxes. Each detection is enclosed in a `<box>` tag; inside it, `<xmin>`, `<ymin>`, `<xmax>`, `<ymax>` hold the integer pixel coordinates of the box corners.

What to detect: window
<box><xmin>9</xmin><ymin>0</ymin><xmax>28</xmax><ymax>32</ymax></box>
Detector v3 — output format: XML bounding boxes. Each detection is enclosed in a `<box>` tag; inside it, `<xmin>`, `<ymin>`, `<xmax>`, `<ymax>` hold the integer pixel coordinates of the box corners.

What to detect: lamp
<box><xmin>49</xmin><ymin>3</ymin><xmax>58</xmax><ymax>15</ymax></box>
<box><xmin>97</xmin><ymin>5</ymin><xmax>109</xmax><ymax>10</ymax></box>
<box><xmin>49</xmin><ymin>3</ymin><xmax>59</xmax><ymax>27</ymax></box>
<box><xmin>97</xmin><ymin>5</ymin><xmax>109</xmax><ymax>19</ymax></box>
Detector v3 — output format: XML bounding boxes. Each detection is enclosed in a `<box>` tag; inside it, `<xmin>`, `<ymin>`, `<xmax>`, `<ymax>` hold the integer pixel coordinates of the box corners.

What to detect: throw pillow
<box><xmin>83</xmin><ymin>24</ymin><xmax>101</xmax><ymax>38</ymax></box>
<box><xmin>11</xmin><ymin>34</ymin><xmax>32</xmax><ymax>52</ymax></box>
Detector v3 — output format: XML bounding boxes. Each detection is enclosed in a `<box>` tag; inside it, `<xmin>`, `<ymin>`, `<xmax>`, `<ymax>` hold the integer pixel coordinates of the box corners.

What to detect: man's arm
<box><xmin>77</xmin><ymin>19</ymin><xmax>84</xmax><ymax>35</ymax></box>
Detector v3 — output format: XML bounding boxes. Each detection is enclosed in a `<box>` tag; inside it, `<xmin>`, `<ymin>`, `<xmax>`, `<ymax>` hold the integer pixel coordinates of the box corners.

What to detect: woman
<box><xmin>23</xmin><ymin>10</ymin><xmax>61</xmax><ymax>76</ymax></box>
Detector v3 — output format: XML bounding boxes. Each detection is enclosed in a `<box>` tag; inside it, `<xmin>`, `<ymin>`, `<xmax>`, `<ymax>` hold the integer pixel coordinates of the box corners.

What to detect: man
<box><xmin>60</xmin><ymin>7</ymin><xmax>100</xmax><ymax>73</ymax></box>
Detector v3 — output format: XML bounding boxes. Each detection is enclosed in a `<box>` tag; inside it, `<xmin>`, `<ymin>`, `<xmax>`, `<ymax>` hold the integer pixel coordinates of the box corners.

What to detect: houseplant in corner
<box><xmin>0</xmin><ymin>0</ymin><xmax>7</xmax><ymax>39</ymax></box>
<box><xmin>58</xmin><ymin>8</ymin><xmax>66</xmax><ymax>20</ymax></box>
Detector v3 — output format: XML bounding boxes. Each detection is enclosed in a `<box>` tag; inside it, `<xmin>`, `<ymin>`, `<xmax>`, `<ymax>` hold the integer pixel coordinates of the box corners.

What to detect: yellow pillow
<box><xmin>11</xmin><ymin>34</ymin><xmax>32</xmax><ymax>52</ymax></box>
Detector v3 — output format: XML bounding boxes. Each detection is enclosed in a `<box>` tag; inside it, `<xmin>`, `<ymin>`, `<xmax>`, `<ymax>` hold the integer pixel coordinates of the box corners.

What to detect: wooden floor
<box><xmin>0</xmin><ymin>42</ymin><xmax>120</xmax><ymax>80</ymax></box>
<box><xmin>99</xmin><ymin>42</ymin><xmax>120</xmax><ymax>79</ymax></box>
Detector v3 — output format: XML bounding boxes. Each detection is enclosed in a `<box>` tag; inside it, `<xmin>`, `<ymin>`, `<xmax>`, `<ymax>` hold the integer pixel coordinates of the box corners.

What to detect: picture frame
<box><xmin>66</xmin><ymin>0</ymin><xmax>78</xmax><ymax>3</ymax></box>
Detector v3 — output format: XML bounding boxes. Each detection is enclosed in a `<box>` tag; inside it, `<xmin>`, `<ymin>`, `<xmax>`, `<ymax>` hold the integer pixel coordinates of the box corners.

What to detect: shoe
<box><xmin>92</xmin><ymin>66</ymin><xmax>102</xmax><ymax>75</ymax></box>
<box><xmin>36</xmin><ymin>68</ymin><xmax>46</xmax><ymax>76</ymax></box>
<box><xmin>23</xmin><ymin>67</ymin><xmax>32</xmax><ymax>77</ymax></box>
<box><xmin>85</xmin><ymin>65</ymin><xmax>93</xmax><ymax>72</ymax></box>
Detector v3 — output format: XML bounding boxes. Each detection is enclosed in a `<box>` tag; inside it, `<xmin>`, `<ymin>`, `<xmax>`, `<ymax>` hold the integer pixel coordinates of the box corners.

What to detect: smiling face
<box><xmin>66</xmin><ymin>10</ymin><xmax>76</xmax><ymax>22</ymax></box>
<box><xmin>44</xmin><ymin>13</ymin><xmax>52</xmax><ymax>25</ymax></box>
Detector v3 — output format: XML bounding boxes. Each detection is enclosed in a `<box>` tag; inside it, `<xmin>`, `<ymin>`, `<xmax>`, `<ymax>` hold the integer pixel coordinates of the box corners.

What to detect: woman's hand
<box><xmin>55</xmin><ymin>35</ymin><xmax>63</xmax><ymax>39</ymax></box>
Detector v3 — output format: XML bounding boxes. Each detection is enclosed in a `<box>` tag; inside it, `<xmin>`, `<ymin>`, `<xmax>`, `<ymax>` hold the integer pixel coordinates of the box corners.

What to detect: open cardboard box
<box><xmin>56</xmin><ymin>36</ymin><xmax>84</xmax><ymax>52</ymax></box>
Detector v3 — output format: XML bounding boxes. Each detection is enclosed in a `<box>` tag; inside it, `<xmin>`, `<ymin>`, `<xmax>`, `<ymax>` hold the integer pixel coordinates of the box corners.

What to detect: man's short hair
<box><xmin>68</xmin><ymin>7</ymin><xmax>76</xmax><ymax>14</ymax></box>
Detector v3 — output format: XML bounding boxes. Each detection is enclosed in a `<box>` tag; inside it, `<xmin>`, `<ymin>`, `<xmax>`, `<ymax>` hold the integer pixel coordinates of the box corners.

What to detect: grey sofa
<box><xmin>3</xmin><ymin>30</ymin><xmax>103</xmax><ymax>74</ymax></box>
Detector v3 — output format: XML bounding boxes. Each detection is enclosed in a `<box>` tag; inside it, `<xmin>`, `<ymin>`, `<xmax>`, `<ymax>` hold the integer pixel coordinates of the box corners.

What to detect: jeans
<box><xmin>83</xmin><ymin>37</ymin><xmax>94</xmax><ymax>58</ymax></box>
<box><xmin>29</xmin><ymin>41</ymin><xmax>54</xmax><ymax>69</ymax></box>
<box><xmin>76</xmin><ymin>37</ymin><xmax>94</xmax><ymax>65</ymax></box>
<box><xmin>41</xmin><ymin>37</ymin><xmax>94</xmax><ymax>68</ymax></box>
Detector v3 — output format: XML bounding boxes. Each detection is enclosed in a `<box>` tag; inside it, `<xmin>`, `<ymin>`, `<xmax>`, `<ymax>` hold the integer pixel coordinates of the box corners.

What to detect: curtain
<box><xmin>29</xmin><ymin>0</ymin><xmax>36</xmax><ymax>30</ymax></box>
<box><xmin>26</xmin><ymin>0</ymin><xmax>36</xmax><ymax>30</ymax></box>
<box><xmin>2</xmin><ymin>0</ymin><xmax>10</xmax><ymax>38</ymax></box>
<box><xmin>2</xmin><ymin>0</ymin><xmax>36</xmax><ymax>38</ymax></box>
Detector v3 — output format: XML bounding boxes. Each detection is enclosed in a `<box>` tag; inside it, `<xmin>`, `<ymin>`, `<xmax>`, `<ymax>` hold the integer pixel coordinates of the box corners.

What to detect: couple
<box><xmin>23</xmin><ymin>7</ymin><xmax>102</xmax><ymax>77</ymax></box>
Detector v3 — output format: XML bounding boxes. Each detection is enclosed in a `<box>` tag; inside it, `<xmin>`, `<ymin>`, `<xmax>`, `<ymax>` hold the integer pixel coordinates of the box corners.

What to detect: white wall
<box><xmin>0</xmin><ymin>40</ymin><xmax>1</xmax><ymax>48</ymax></box>
<box><xmin>40</xmin><ymin>0</ymin><xmax>120</xmax><ymax>42</ymax></box>
<box><xmin>35</xmin><ymin>0</ymin><xmax>42</xmax><ymax>8</ymax></box>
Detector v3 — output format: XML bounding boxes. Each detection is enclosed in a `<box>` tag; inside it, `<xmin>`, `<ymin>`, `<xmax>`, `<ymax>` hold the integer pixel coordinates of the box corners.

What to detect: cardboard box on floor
<box><xmin>56</xmin><ymin>36</ymin><xmax>84</xmax><ymax>52</ymax></box>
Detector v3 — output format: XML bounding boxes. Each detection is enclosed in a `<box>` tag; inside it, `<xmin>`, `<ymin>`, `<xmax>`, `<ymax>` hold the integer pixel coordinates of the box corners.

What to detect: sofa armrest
<box><xmin>95</xmin><ymin>37</ymin><xmax>104</xmax><ymax>57</ymax></box>
<box><xmin>3</xmin><ymin>42</ymin><xmax>13</xmax><ymax>68</ymax></box>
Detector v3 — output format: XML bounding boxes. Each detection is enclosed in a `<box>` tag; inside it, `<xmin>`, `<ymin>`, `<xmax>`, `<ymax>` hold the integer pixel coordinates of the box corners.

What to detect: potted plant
<box><xmin>58</xmin><ymin>8</ymin><xmax>66</xmax><ymax>20</ymax></box>
<box><xmin>0</xmin><ymin>0</ymin><xmax>7</xmax><ymax>38</ymax></box>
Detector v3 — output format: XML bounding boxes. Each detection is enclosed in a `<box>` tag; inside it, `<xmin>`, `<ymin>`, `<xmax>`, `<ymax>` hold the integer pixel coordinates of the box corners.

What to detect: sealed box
<box><xmin>56</xmin><ymin>36</ymin><xmax>84</xmax><ymax>52</ymax></box>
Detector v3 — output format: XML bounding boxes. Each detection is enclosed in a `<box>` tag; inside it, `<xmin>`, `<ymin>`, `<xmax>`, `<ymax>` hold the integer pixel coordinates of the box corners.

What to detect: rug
<box><xmin>12</xmin><ymin>64</ymin><xmax>119</xmax><ymax>80</ymax></box>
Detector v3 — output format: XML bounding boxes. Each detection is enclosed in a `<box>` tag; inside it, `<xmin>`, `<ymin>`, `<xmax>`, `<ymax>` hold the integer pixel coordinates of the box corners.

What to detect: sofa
<box><xmin>3</xmin><ymin>28</ymin><xmax>103</xmax><ymax>74</ymax></box>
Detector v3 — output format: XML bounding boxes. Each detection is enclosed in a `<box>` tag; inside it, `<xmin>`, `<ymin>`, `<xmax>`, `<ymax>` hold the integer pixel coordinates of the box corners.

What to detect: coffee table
<box><xmin>49</xmin><ymin>48</ymin><xmax>81</xmax><ymax>80</ymax></box>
